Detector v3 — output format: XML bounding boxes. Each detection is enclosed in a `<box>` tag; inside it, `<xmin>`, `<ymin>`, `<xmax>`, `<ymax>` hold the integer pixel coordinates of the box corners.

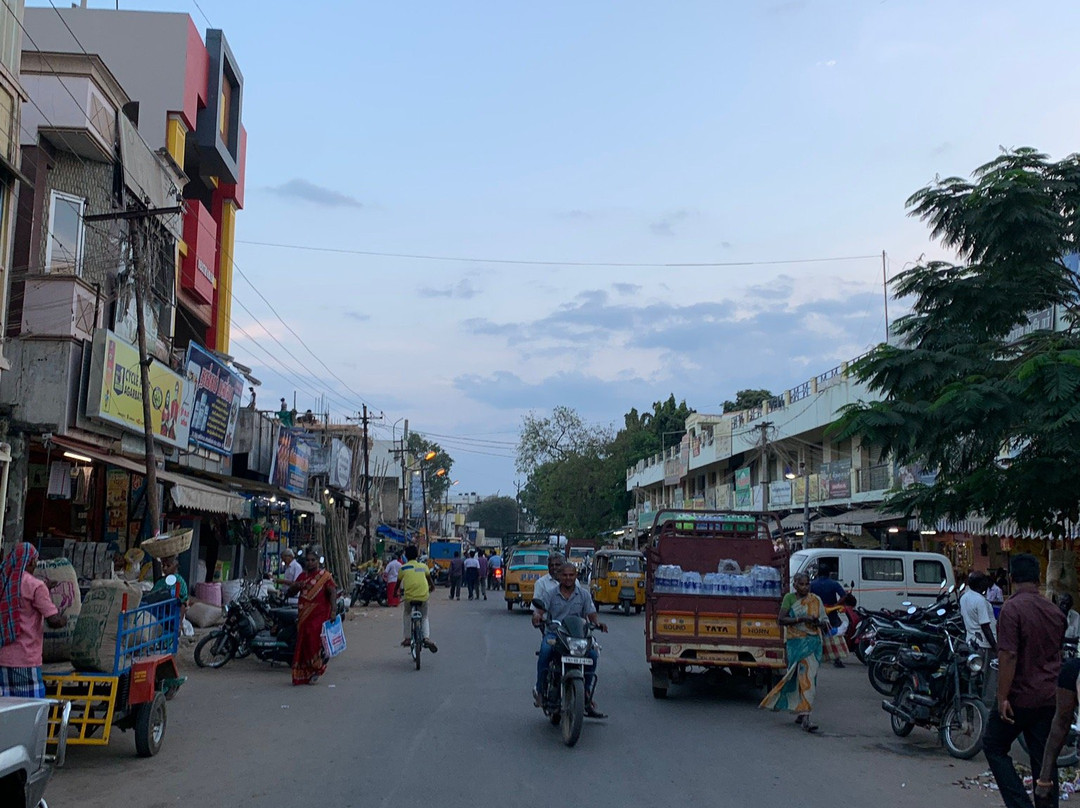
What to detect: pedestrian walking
<box><xmin>760</xmin><ymin>572</ymin><xmax>828</xmax><ymax>733</ymax></box>
<box><xmin>0</xmin><ymin>543</ymin><xmax>68</xmax><ymax>697</ymax></box>
<box><xmin>383</xmin><ymin>553</ymin><xmax>403</xmax><ymax>602</ymax></box>
<box><xmin>464</xmin><ymin>550</ymin><xmax>481</xmax><ymax>600</ymax></box>
<box><xmin>983</xmin><ymin>553</ymin><xmax>1065</xmax><ymax>808</ymax></box>
<box><xmin>281</xmin><ymin>547</ymin><xmax>338</xmax><ymax>686</ymax></box>
<box><xmin>448</xmin><ymin>551</ymin><xmax>464</xmax><ymax>600</ymax></box>
<box><xmin>478</xmin><ymin>551</ymin><xmax>488</xmax><ymax>601</ymax></box>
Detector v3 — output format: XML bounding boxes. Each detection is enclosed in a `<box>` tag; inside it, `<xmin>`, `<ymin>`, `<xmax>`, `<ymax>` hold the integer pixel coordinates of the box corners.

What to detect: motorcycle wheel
<box><xmin>194</xmin><ymin>630</ymin><xmax>236</xmax><ymax>669</ymax></box>
<box><xmin>549</xmin><ymin>709</ymin><xmax>561</xmax><ymax>726</ymax></box>
<box><xmin>855</xmin><ymin>639</ymin><xmax>870</xmax><ymax>665</ymax></box>
<box><xmin>890</xmin><ymin>684</ymin><xmax>915</xmax><ymax>737</ymax></box>
<box><xmin>561</xmin><ymin>678</ymin><xmax>584</xmax><ymax>747</ymax></box>
<box><xmin>941</xmin><ymin>696</ymin><xmax>989</xmax><ymax>760</ymax></box>
<box><xmin>867</xmin><ymin>658</ymin><xmax>902</xmax><ymax>696</ymax></box>
<box><xmin>379</xmin><ymin>597</ymin><xmax>389</xmax><ymax>607</ymax></box>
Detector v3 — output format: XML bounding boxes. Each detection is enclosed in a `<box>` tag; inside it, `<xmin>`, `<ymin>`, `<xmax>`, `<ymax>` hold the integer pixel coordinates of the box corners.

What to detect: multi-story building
<box><xmin>24</xmin><ymin>6</ymin><xmax>245</xmax><ymax>354</ymax></box>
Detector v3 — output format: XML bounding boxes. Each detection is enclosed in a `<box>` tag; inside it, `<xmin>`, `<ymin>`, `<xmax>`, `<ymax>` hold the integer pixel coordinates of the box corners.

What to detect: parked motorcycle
<box><xmin>881</xmin><ymin>606</ymin><xmax>988</xmax><ymax>759</ymax></box>
<box><xmin>351</xmin><ymin>569</ymin><xmax>389</xmax><ymax>607</ymax></box>
<box><xmin>195</xmin><ymin>591</ymin><xmax>296</xmax><ymax>668</ymax></box>
<box><xmin>864</xmin><ymin>588</ymin><xmax>961</xmax><ymax>696</ymax></box>
<box><xmin>533</xmin><ymin>599</ymin><xmax>601</xmax><ymax>747</ymax></box>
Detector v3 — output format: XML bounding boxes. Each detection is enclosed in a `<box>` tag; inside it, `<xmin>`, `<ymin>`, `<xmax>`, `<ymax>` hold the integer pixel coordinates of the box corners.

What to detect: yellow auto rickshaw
<box><xmin>589</xmin><ymin>549</ymin><xmax>646</xmax><ymax>615</ymax></box>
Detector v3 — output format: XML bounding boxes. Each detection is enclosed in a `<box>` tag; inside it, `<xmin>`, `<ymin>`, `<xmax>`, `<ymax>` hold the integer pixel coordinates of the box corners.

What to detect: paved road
<box><xmin>46</xmin><ymin>592</ymin><xmax>999</xmax><ymax>808</ymax></box>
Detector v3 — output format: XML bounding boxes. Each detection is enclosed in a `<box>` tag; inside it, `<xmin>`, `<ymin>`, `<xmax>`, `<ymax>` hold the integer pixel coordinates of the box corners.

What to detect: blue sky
<box><xmin>38</xmin><ymin>1</ymin><xmax>1080</xmax><ymax>494</ymax></box>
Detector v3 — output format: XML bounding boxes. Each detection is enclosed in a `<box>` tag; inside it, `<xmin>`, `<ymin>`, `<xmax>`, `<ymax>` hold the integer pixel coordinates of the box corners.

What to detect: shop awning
<box><xmin>781</xmin><ymin>512</ymin><xmax>818</xmax><ymax>530</ymax></box>
<box><xmin>50</xmin><ymin>439</ymin><xmax>247</xmax><ymax>517</ymax></box>
<box><xmin>157</xmin><ymin>470</ymin><xmax>247</xmax><ymax>517</ymax></box>
<box><xmin>817</xmin><ymin>507</ymin><xmax>904</xmax><ymax>532</ymax></box>
<box><xmin>288</xmin><ymin>496</ymin><xmax>322</xmax><ymax>516</ymax></box>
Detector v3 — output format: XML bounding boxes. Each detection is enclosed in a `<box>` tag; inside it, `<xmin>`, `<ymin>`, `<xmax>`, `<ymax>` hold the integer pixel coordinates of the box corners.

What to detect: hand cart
<box><xmin>44</xmin><ymin>595</ymin><xmax>186</xmax><ymax>758</ymax></box>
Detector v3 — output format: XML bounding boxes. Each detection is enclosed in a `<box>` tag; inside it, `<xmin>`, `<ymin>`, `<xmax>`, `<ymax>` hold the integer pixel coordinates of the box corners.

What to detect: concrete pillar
<box><xmin>3</xmin><ymin>431</ymin><xmax>28</xmax><ymax>550</ymax></box>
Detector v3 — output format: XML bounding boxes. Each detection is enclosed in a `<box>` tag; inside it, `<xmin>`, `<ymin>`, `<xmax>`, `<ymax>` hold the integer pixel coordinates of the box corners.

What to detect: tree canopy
<box><xmin>406</xmin><ymin>433</ymin><xmax>454</xmax><ymax>505</ymax></box>
<box><xmin>833</xmin><ymin>148</ymin><xmax>1080</xmax><ymax>536</ymax></box>
<box><xmin>466</xmin><ymin>496</ymin><xmax>518</xmax><ymax>539</ymax></box>
<box><xmin>516</xmin><ymin>396</ymin><xmax>694</xmax><ymax>538</ymax></box>
<box><xmin>723</xmin><ymin>389</ymin><xmax>773</xmax><ymax>413</ymax></box>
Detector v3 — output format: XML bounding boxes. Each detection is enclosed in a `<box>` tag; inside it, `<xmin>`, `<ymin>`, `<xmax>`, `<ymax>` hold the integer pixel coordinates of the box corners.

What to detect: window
<box><xmin>810</xmin><ymin>555</ymin><xmax>840</xmax><ymax>580</ymax></box>
<box><xmin>45</xmin><ymin>191</ymin><xmax>86</xmax><ymax>275</ymax></box>
<box><xmin>913</xmin><ymin>559</ymin><xmax>946</xmax><ymax>585</ymax></box>
<box><xmin>861</xmin><ymin>557</ymin><xmax>903</xmax><ymax>582</ymax></box>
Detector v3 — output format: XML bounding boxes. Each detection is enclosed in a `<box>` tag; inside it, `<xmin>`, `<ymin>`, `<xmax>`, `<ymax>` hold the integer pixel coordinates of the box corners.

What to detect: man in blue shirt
<box><xmin>810</xmin><ymin>564</ymin><xmax>849</xmax><ymax>668</ymax></box>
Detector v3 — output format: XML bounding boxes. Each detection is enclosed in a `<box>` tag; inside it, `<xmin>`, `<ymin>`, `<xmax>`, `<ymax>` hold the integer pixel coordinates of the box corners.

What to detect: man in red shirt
<box><xmin>0</xmin><ymin>543</ymin><xmax>68</xmax><ymax>698</ymax></box>
<box><xmin>984</xmin><ymin>553</ymin><xmax>1065</xmax><ymax>808</ymax></box>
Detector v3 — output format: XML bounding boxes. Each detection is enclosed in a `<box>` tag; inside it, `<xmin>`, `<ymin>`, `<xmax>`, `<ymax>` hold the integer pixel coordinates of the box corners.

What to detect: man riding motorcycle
<box><xmin>532</xmin><ymin>563</ymin><xmax>608</xmax><ymax>718</ymax></box>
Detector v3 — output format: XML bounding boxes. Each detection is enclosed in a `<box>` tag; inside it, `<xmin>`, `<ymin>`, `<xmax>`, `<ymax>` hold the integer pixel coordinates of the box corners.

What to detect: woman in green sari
<box><xmin>760</xmin><ymin>571</ymin><xmax>829</xmax><ymax>733</ymax></box>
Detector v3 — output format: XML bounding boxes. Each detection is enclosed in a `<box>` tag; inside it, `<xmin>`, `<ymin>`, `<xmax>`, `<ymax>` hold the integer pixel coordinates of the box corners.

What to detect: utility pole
<box><xmin>85</xmin><ymin>203</ymin><xmax>181</xmax><ymax>543</ymax></box>
<box><xmin>361</xmin><ymin>404</ymin><xmax>371</xmax><ymax>562</ymax></box>
<box><xmin>882</xmin><ymin>250</ymin><xmax>890</xmax><ymax>343</ymax></box>
<box><xmin>757</xmin><ymin>421</ymin><xmax>772</xmax><ymax>513</ymax></box>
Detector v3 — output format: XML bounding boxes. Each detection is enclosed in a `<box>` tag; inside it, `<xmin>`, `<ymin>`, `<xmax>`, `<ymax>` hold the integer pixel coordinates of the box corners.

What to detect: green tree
<box><xmin>723</xmin><ymin>389</ymin><xmax>773</xmax><ymax>413</ymax></box>
<box><xmin>833</xmin><ymin>148</ymin><xmax>1080</xmax><ymax>535</ymax></box>
<box><xmin>467</xmin><ymin>496</ymin><xmax>519</xmax><ymax>538</ymax></box>
<box><xmin>406</xmin><ymin>433</ymin><xmax>454</xmax><ymax>505</ymax></box>
<box><xmin>516</xmin><ymin>406</ymin><xmax>611</xmax><ymax>474</ymax></box>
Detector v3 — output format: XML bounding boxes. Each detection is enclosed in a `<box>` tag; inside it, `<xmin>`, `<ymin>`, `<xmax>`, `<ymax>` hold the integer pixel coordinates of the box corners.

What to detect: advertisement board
<box><xmin>734</xmin><ymin>467</ymin><xmax>752</xmax><ymax>508</ymax></box>
<box><xmin>269</xmin><ymin>427</ymin><xmax>311</xmax><ymax>495</ymax></box>
<box><xmin>330</xmin><ymin>439</ymin><xmax>352</xmax><ymax>489</ymax></box>
<box><xmin>86</xmin><ymin>329</ymin><xmax>189</xmax><ymax>449</ymax></box>
<box><xmin>184</xmin><ymin>342</ymin><xmax>245</xmax><ymax>455</ymax></box>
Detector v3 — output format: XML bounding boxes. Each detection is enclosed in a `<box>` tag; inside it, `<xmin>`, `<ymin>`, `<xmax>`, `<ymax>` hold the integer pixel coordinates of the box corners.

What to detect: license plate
<box><xmin>563</xmin><ymin>656</ymin><xmax>593</xmax><ymax>666</ymax></box>
<box><xmin>697</xmin><ymin>651</ymin><xmax>738</xmax><ymax>662</ymax></box>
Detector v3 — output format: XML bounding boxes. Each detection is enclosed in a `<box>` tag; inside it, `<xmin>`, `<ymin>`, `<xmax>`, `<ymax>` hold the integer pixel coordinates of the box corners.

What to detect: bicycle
<box><xmin>409</xmin><ymin>601</ymin><xmax>425</xmax><ymax>670</ymax></box>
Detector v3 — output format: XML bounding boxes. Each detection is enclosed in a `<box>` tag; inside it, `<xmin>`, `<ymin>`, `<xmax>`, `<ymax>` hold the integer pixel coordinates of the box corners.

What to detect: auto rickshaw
<box><xmin>589</xmin><ymin>549</ymin><xmax>646</xmax><ymax>615</ymax></box>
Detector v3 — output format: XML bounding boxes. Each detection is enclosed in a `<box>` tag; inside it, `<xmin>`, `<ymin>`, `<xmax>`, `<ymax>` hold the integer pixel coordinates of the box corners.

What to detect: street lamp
<box><xmin>785</xmin><ymin>461</ymin><xmax>811</xmax><ymax>545</ymax></box>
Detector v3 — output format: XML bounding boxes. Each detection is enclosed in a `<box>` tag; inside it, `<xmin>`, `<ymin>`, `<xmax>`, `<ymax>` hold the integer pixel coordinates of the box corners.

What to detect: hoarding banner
<box><xmin>269</xmin><ymin>427</ymin><xmax>311</xmax><ymax>495</ymax></box>
<box><xmin>734</xmin><ymin>467</ymin><xmax>752</xmax><ymax>508</ymax></box>
<box><xmin>86</xmin><ymin>329</ymin><xmax>189</xmax><ymax>449</ymax></box>
<box><xmin>184</xmin><ymin>342</ymin><xmax>245</xmax><ymax>455</ymax></box>
<box><xmin>330</xmin><ymin>438</ymin><xmax>352</xmax><ymax>489</ymax></box>
<box><xmin>769</xmin><ymin>480</ymin><xmax>793</xmax><ymax>507</ymax></box>
<box><xmin>821</xmin><ymin>459</ymin><xmax>852</xmax><ymax>499</ymax></box>
<box><xmin>409</xmin><ymin>475</ymin><xmax>424</xmax><ymax>518</ymax></box>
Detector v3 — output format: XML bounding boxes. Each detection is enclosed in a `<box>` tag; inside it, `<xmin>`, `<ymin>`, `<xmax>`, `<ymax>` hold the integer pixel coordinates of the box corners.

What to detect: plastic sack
<box><xmin>717</xmin><ymin>559</ymin><xmax>741</xmax><ymax>574</ymax></box>
<box><xmin>321</xmin><ymin>615</ymin><xmax>346</xmax><ymax>659</ymax></box>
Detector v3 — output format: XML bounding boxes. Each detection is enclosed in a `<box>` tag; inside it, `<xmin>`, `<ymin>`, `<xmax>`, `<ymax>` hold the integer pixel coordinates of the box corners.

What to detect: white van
<box><xmin>789</xmin><ymin>549</ymin><xmax>956</xmax><ymax>612</ymax></box>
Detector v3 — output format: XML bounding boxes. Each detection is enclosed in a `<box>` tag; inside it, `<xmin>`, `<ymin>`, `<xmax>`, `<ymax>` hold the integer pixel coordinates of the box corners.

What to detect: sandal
<box><xmin>802</xmin><ymin>720</ymin><xmax>820</xmax><ymax>733</ymax></box>
<box><xmin>795</xmin><ymin>715</ymin><xmax>805</xmax><ymax>725</ymax></box>
<box><xmin>585</xmin><ymin>705</ymin><xmax>608</xmax><ymax>719</ymax></box>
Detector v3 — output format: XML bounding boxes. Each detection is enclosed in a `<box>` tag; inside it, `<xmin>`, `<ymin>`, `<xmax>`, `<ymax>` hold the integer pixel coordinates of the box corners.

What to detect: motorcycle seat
<box><xmin>898</xmin><ymin>649</ymin><xmax>941</xmax><ymax>670</ymax></box>
<box><xmin>271</xmin><ymin>607</ymin><xmax>298</xmax><ymax>622</ymax></box>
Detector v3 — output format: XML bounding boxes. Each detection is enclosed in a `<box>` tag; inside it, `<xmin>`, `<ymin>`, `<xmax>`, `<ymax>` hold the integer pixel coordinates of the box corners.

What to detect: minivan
<box><xmin>789</xmin><ymin>549</ymin><xmax>956</xmax><ymax>612</ymax></box>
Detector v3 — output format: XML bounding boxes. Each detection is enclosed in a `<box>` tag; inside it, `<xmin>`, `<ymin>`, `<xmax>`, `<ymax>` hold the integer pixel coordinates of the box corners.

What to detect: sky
<box><xmin>31</xmin><ymin>1</ymin><xmax>1080</xmax><ymax>494</ymax></box>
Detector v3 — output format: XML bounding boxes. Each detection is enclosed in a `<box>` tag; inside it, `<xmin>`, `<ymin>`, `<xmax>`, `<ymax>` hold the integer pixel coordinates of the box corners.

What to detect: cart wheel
<box><xmin>135</xmin><ymin>692</ymin><xmax>167</xmax><ymax>757</ymax></box>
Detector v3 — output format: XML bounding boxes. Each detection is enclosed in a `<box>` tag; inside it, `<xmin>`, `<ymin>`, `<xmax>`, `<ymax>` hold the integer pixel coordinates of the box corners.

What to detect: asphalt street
<box><xmin>46</xmin><ymin>590</ymin><xmax>1002</xmax><ymax>808</ymax></box>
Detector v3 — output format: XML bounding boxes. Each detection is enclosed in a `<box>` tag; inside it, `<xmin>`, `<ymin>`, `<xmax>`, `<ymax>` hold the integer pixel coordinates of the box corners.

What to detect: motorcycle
<box><xmin>534</xmin><ymin>600</ymin><xmax>601</xmax><ymax>747</ymax></box>
<box><xmin>864</xmin><ymin>589</ymin><xmax>962</xmax><ymax>695</ymax></box>
<box><xmin>881</xmin><ymin>605</ymin><xmax>989</xmax><ymax>759</ymax></box>
<box><xmin>351</xmin><ymin>569</ymin><xmax>389</xmax><ymax>607</ymax></box>
<box><xmin>195</xmin><ymin>591</ymin><xmax>296</xmax><ymax>668</ymax></box>
<box><xmin>490</xmin><ymin>567</ymin><xmax>504</xmax><ymax>591</ymax></box>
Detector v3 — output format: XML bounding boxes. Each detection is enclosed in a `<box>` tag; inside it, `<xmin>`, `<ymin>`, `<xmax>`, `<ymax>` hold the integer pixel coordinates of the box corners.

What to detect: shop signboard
<box><xmin>820</xmin><ymin>460</ymin><xmax>852</xmax><ymax>499</ymax></box>
<box><xmin>183</xmin><ymin>342</ymin><xmax>245</xmax><ymax>455</ymax></box>
<box><xmin>734</xmin><ymin>467</ymin><xmax>752</xmax><ymax>508</ymax></box>
<box><xmin>269</xmin><ymin>427</ymin><xmax>311</xmax><ymax>495</ymax></box>
<box><xmin>329</xmin><ymin>438</ymin><xmax>352</xmax><ymax>489</ymax></box>
<box><xmin>769</xmin><ymin>480</ymin><xmax>793</xmax><ymax>507</ymax></box>
<box><xmin>409</xmin><ymin>474</ymin><xmax>424</xmax><ymax>518</ymax></box>
<box><xmin>86</xmin><ymin>329</ymin><xmax>190</xmax><ymax>449</ymax></box>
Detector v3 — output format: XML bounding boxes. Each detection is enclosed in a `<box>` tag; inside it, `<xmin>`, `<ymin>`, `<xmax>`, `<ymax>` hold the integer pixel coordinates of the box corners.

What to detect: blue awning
<box><xmin>376</xmin><ymin>524</ymin><xmax>413</xmax><ymax>542</ymax></box>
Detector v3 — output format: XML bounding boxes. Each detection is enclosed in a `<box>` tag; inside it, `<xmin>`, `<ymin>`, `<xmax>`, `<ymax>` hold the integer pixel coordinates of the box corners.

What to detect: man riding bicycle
<box><xmin>398</xmin><ymin>546</ymin><xmax>438</xmax><ymax>653</ymax></box>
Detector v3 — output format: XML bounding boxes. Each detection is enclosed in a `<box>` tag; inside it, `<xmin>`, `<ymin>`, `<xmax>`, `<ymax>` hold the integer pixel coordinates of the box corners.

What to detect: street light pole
<box><xmin>802</xmin><ymin>460</ymin><xmax>811</xmax><ymax>546</ymax></box>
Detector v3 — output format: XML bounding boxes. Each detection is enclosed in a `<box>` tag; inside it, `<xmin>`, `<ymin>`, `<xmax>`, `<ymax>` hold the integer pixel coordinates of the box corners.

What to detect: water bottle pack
<box><xmin>653</xmin><ymin>562</ymin><xmax>781</xmax><ymax>597</ymax></box>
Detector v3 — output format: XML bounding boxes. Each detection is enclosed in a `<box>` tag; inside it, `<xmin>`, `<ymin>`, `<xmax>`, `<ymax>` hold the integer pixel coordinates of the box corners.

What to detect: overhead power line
<box><xmin>236</xmin><ymin>240</ymin><xmax>881</xmax><ymax>269</ymax></box>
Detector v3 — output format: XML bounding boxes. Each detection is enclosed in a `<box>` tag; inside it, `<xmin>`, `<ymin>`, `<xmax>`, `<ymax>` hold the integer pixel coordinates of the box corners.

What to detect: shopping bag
<box><xmin>320</xmin><ymin>615</ymin><xmax>346</xmax><ymax>659</ymax></box>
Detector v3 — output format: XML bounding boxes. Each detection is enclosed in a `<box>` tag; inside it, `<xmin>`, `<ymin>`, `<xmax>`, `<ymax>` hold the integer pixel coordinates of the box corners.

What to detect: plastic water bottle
<box><xmin>681</xmin><ymin>571</ymin><xmax>701</xmax><ymax>595</ymax></box>
<box><xmin>654</xmin><ymin>565</ymin><xmax>668</xmax><ymax>593</ymax></box>
<box><xmin>763</xmin><ymin>567</ymin><xmax>782</xmax><ymax>598</ymax></box>
<box><xmin>718</xmin><ymin>573</ymin><xmax>732</xmax><ymax>596</ymax></box>
<box><xmin>732</xmin><ymin>574</ymin><xmax>751</xmax><ymax>597</ymax></box>
<box><xmin>702</xmin><ymin>573</ymin><xmax>719</xmax><ymax>596</ymax></box>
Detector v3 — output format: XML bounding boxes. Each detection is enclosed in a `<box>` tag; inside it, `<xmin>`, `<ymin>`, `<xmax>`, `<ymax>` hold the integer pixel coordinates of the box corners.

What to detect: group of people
<box><xmin>446</xmin><ymin>548</ymin><xmax>502</xmax><ymax>601</ymax></box>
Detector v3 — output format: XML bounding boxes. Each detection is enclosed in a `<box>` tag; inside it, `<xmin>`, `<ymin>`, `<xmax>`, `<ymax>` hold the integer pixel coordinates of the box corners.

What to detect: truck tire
<box><xmin>652</xmin><ymin>685</ymin><xmax>668</xmax><ymax>699</ymax></box>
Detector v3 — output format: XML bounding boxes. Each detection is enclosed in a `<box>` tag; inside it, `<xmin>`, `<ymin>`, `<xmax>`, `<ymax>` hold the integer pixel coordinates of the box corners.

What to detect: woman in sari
<box><xmin>283</xmin><ymin>546</ymin><xmax>337</xmax><ymax>686</ymax></box>
<box><xmin>760</xmin><ymin>571</ymin><xmax>829</xmax><ymax>733</ymax></box>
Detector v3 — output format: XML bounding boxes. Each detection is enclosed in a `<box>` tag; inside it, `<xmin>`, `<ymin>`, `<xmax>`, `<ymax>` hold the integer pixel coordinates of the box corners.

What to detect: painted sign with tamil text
<box><xmin>184</xmin><ymin>342</ymin><xmax>245</xmax><ymax>455</ymax></box>
<box><xmin>86</xmin><ymin>329</ymin><xmax>190</xmax><ymax>449</ymax></box>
